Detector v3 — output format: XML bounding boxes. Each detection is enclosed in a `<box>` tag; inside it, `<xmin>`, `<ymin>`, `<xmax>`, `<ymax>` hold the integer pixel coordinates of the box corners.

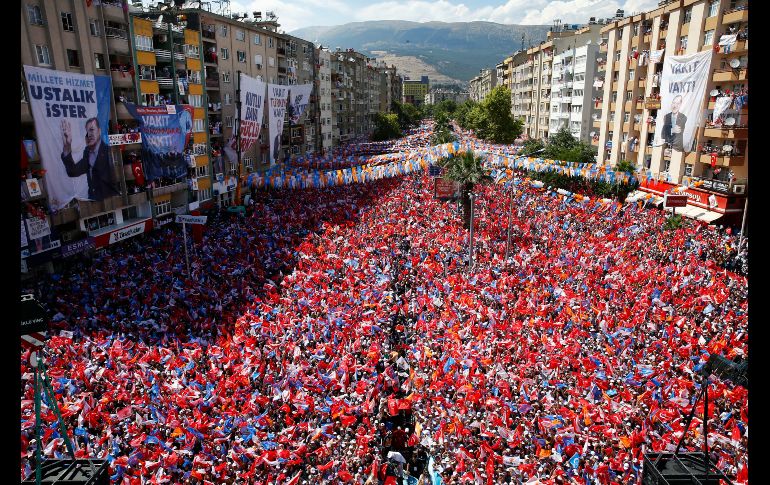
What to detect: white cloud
<box><xmin>352</xmin><ymin>1</ymin><xmax>475</xmax><ymax>23</ymax></box>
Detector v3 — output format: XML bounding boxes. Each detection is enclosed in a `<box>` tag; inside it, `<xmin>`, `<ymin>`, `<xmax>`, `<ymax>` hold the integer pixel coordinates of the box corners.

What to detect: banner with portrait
<box><xmin>23</xmin><ymin>66</ymin><xmax>112</xmax><ymax>210</ymax></box>
<box><xmin>238</xmin><ymin>73</ymin><xmax>266</xmax><ymax>153</ymax></box>
<box><xmin>125</xmin><ymin>104</ymin><xmax>195</xmax><ymax>181</ymax></box>
<box><xmin>267</xmin><ymin>84</ymin><xmax>289</xmax><ymax>165</ymax></box>
<box><xmin>654</xmin><ymin>50</ymin><xmax>712</xmax><ymax>152</ymax></box>
<box><xmin>288</xmin><ymin>83</ymin><xmax>314</xmax><ymax>124</ymax></box>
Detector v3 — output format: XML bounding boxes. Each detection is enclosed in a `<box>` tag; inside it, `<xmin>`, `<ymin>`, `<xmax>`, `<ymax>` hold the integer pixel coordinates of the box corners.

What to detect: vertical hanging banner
<box><xmin>125</xmin><ymin>103</ymin><xmax>195</xmax><ymax>181</ymax></box>
<box><xmin>267</xmin><ymin>84</ymin><xmax>289</xmax><ymax>165</ymax></box>
<box><xmin>654</xmin><ymin>50</ymin><xmax>712</xmax><ymax>152</ymax></box>
<box><xmin>238</xmin><ymin>73</ymin><xmax>266</xmax><ymax>152</ymax></box>
<box><xmin>23</xmin><ymin>66</ymin><xmax>113</xmax><ymax>210</ymax></box>
<box><xmin>288</xmin><ymin>83</ymin><xmax>314</xmax><ymax>124</ymax></box>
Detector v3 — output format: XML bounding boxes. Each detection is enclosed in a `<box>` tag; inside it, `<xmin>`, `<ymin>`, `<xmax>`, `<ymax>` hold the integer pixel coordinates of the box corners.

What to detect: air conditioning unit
<box><xmin>732</xmin><ymin>184</ymin><xmax>745</xmax><ymax>194</ymax></box>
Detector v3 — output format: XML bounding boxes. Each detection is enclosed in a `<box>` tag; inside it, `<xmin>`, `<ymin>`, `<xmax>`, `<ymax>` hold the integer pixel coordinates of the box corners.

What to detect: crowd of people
<box><xmin>21</xmin><ymin>125</ymin><xmax>748</xmax><ymax>484</ymax></box>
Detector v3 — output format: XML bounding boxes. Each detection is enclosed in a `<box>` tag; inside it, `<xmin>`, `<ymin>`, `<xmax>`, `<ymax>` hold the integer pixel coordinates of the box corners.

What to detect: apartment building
<box><xmin>21</xmin><ymin>0</ymin><xmax>159</xmax><ymax>276</ymax></box>
<box><xmin>548</xmin><ymin>42</ymin><xmax>601</xmax><ymax>143</ymax></box>
<box><xmin>469</xmin><ymin>68</ymin><xmax>497</xmax><ymax>103</ymax></box>
<box><xmin>330</xmin><ymin>49</ymin><xmax>378</xmax><ymax>144</ymax></box>
<box><xmin>594</xmin><ymin>0</ymin><xmax>747</xmax><ymax>223</ymax></box>
<box><xmin>425</xmin><ymin>90</ymin><xmax>469</xmax><ymax>105</ymax></box>
<box><xmin>317</xmin><ymin>48</ymin><xmax>333</xmax><ymax>152</ymax></box>
<box><xmin>402</xmin><ymin>75</ymin><xmax>429</xmax><ymax>106</ymax></box>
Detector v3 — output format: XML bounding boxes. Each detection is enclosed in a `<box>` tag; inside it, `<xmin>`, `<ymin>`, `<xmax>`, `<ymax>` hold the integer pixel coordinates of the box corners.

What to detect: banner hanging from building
<box><xmin>125</xmin><ymin>104</ymin><xmax>195</xmax><ymax>181</ymax></box>
<box><xmin>654</xmin><ymin>50</ymin><xmax>712</xmax><ymax>152</ymax></box>
<box><xmin>238</xmin><ymin>73</ymin><xmax>266</xmax><ymax>153</ymax></box>
<box><xmin>288</xmin><ymin>83</ymin><xmax>314</xmax><ymax>124</ymax></box>
<box><xmin>267</xmin><ymin>83</ymin><xmax>289</xmax><ymax>165</ymax></box>
<box><xmin>23</xmin><ymin>65</ymin><xmax>113</xmax><ymax>210</ymax></box>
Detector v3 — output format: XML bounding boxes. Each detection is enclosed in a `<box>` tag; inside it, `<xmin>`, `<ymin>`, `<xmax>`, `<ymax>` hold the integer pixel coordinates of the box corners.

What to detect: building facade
<box><xmin>548</xmin><ymin>42</ymin><xmax>601</xmax><ymax>143</ymax></box>
<box><xmin>469</xmin><ymin>69</ymin><xmax>497</xmax><ymax>103</ymax></box>
<box><xmin>402</xmin><ymin>75</ymin><xmax>429</xmax><ymax>106</ymax></box>
<box><xmin>317</xmin><ymin>48</ymin><xmax>333</xmax><ymax>152</ymax></box>
<box><xmin>425</xmin><ymin>90</ymin><xmax>469</xmax><ymax>105</ymax></box>
<box><xmin>595</xmin><ymin>0</ymin><xmax>747</xmax><ymax>193</ymax></box>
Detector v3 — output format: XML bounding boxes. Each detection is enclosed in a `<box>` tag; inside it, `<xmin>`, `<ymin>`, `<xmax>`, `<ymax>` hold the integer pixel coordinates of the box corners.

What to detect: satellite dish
<box><xmin>724</xmin><ymin>117</ymin><xmax>736</xmax><ymax>126</ymax></box>
<box><xmin>729</xmin><ymin>58</ymin><xmax>741</xmax><ymax>68</ymax></box>
<box><xmin>710</xmin><ymin>89</ymin><xmax>719</xmax><ymax>97</ymax></box>
<box><xmin>589</xmin><ymin>131</ymin><xmax>596</xmax><ymax>137</ymax></box>
<box><xmin>586</xmin><ymin>40</ymin><xmax>592</xmax><ymax>45</ymax></box>
<box><xmin>723</xmin><ymin>145</ymin><xmax>734</xmax><ymax>152</ymax></box>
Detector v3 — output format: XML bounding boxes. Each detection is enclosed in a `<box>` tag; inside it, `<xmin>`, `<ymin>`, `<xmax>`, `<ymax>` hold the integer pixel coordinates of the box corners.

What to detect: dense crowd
<box><xmin>21</xmin><ymin>127</ymin><xmax>748</xmax><ymax>484</ymax></box>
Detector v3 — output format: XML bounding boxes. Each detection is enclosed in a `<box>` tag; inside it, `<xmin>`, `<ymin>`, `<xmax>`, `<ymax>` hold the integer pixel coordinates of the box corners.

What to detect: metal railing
<box><xmin>105</xmin><ymin>27</ymin><xmax>128</xmax><ymax>39</ymax></box>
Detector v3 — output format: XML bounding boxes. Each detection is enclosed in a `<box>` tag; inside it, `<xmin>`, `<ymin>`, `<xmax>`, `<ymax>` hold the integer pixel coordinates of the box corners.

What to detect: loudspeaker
<box><xmin>22</xmin><ymin>459</ymin><xmax>109</xmax><ymax>485</ymax></box>
<box><xmin>642</xmin><ymin>453</ymin><xmax>732</xmax><ymax>485</ymax></box>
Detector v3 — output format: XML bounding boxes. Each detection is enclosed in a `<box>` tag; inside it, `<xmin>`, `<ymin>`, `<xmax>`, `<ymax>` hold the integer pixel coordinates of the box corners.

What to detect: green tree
<box><xmin>544</xmin><ymin>127</ymin><xmax>597</xmax><ymax>164</ymax></box>
<box><xmin>439</xmin><ymin>150</ymin><xmax>492</xmax><ymax>229</ymax></box>
<box><xmin>392</xmin><ymin>101</ymin><xmax>422</xmax><ymax>130</ymax></box>
<box><xmin>522</xmin><ymin>138</ymin><xmax>545</xmax><ymax>155</ymax></box>
<box><xmin>372</xmin><ymin>112</ymin><xmax>401</xmax><ymax>141</ymax></box>
<box><xmin>614</xmin><ymin>159</ymin><xmax>637</xmax><ymax>173</ymax></box>
<box><xmin>454</xmin><ymin>100</ymin><xmax>477</xmax><ymax>130</ymax></box>
<box><xmin>481</xmin><ymin>86</ymin><xmax>522</xmax><ymax>144</ymax></box>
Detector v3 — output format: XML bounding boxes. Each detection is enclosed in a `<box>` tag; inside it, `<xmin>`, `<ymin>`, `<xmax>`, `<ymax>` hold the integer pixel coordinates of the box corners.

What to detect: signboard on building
<box><xmin>26</xmin><ymin>178</ymin><xmax>42</xmax><ymax>198</ymax></box>
<box><xmin>434</xmin><ymin>178</ymin><xmax>462</xmax><ymax>201</ymax></box>
<box><xmin>175</xmin><ymin>214</ymin><xmax>208</xmax><ymax>224</ymax></box>
<box><xmin>60</xmin><ymin>238</ymin><xmax>95</xmax><ymax>258</ymax></box>
<box><xmin>25</xmin><ymin>215</ymin><xmax>51</xmax><ymax>240</ymax></box>
<box><xmin>23</xmin><ymin>66</ymin><xmax>113</xmax><ymax>210</ymax></box>
<box><xmin>663</xmin><ymin>194</ymin><xmax>688</xmax><ymax>208</ymax></box>
<box><xmin>92</xmin><ymin>219</ymin><xmax>152</xmax><ymax>248</ymax></box>
<box><xmin>108</xmin><ymin>132</ymin><xmax>142</xmax><ymax>146</ymax></box>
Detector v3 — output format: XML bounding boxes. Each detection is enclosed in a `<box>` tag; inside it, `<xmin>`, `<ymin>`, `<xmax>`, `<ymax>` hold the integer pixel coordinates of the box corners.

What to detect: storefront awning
<box><xmin>666</xmin><ymin>205</ymin><xmax>723</xmax><ymax>222</ymax></box>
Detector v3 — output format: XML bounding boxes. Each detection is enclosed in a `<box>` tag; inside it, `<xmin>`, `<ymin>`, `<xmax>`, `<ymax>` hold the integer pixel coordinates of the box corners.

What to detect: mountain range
<box><xmin>291</xmin><ymin>20</ymin><xmax>553</xmax><ymax>84</ymax></box>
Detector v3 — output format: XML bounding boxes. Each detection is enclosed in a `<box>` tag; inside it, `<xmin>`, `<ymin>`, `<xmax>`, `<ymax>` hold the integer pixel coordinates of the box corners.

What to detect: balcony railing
<box><xmin>151</xmin><ymin>181</ymin><xmax>187</xmax><ymax>197</ymax></box>
<box><xmin>155</xmin><ymin>49</ymin><xmax>172</xmax><ymax>61</ymax></box>
<box><xmin>156</xmin><ymin>77</ymin><xmax>174</xmax><ymax>88</ymax></box>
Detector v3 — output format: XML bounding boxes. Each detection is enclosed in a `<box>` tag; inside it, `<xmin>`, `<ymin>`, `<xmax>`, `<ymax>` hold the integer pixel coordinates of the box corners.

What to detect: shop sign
<box><xmin>93</xmin><ymin>219</ymin><xmax>152</xmax><ymax>248</ymax></box>
<box><xmin>108</xmin><ymin>132</ymin><xmax>142</xmax><ymax>146</ymax></box>
<box><xmin>60</xmin><ymin>238</ymin><xmax>95</xmax><ymax>258</ymax></box>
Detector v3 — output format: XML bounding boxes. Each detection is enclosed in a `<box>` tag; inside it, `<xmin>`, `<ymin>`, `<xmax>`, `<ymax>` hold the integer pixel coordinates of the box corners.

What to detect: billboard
<box><xmin>23</xmin><ymin>66</ymin><xmax>114</xmax><ymax>209</ymax></box>
<box><xmin>125</xmin><ymin>104</ymin><xmax>195</xmax><ymax>181</ymax></box>
<box><xmin>238</xmin><ymin>73</ymin><xmax>266</xmax><ymax>153</ymax></box>
<box><xmin>654</xmin><ymin>50</ymin><xmax>712</xmax><ymax>152</ymax></box>
<box><xmin>288</xmin><ymin>83</ymin><xmax>313</xmax><ymax>124</ymax></box>
<box><xmin>434</xmin><ymin>178</ymin><xmax>462</xmax><ymax>200</ymax></box>
<box><xmin>664</xmin><ymin>194</ymin><xmax>688</xmax><ymax>208</ymax></box>
<box><xmin>267</xmin><ymin>84</ymin><xmax>289</xmax><ymax>164</ymax></box>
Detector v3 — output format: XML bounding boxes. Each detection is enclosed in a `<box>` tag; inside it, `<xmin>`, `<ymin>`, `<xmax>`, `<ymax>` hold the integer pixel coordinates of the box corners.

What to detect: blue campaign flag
<box><xmin>568</xmin><ymin>452</ymin><xmax>581</xmax><ymax>468</ymax></box>
<box><xmin>124</xmin><ymin>103</ymin><xmax>195</xmax><ymax>181</ymax></box>
<box><xmin>443</xmin><ymin>357</ymin><xmax>456</xmax><ymax>374</ymax></box>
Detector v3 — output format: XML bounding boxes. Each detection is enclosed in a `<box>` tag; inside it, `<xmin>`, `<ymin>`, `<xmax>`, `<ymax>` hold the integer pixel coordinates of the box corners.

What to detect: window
<box><xmin>139</xmin><ymin>65</ymin><xmax>156</xmax><ymax>80</ymax></box>
<box><xmin>254</xmin><ymin>54</ymin><xmax>263</xmax><ymax>68</ymax></box>
<box><xmin>193</xmin><ymin>119</ymin><xmax>204</xmax><ymax>132</ymax></box>
<box><xmin>268</xmin><ymin>56</ymin><xmax>275</xmax><ymax>67</ymax></box>
<box><xmin>222</xmin><ymin>71</ymin><xmax>231</xmax><ymax>83</ymax></box>
<box><xmin>708</xmin><ymin>0</ymin><xmax>720</xmax><ymax>17</ymax></box>
<box><xmin>253</xmin><ymin>34</ymin><xmax>261</xmax><ymax>45</ymax></box>
<box><xmin>684</xmin><ymin>164</ymin><xmax>693</xmax><ymax>177</ymax></box>
<box><xmin>703</xmin><ymin>30</ymin><xmax>715</xmax><ymax>47</ymax></box>
<box><xmin>142</xmin><ymin>93</ymin><xmax>158</xmax><ymax>106</ymax></box>
<box><xmin>268</xmin><ymin>37</ymin><xmax>274</xmax><ymax>48</ymax></box>
<box><xmin>625</xmin><ymin>91</ymin><xmax>633</xmax><ymax>101</ymax></box>
<box><xmin>220</xmin><ymin>25</ymin><xmax>228</xmax><ymax>37</ymax></box>
<box><xmin>244</xmin><ymin>158</ymin><xmax>253</xmax><ymax>172</ymax></box>
<box><xmin>66</xmin><ymin>49</ymin><xmax>81</xmax><ymax>67</ymax></box>
<box><xmin>122</xmin><ymin>206</ymin><xmax>137</xmax><ymax>221</ymax></box>
<box><xmin>194</xmin><ymin>164</ymin><xmax>209</xmax><ymax>177</ymax></box>
<box><xmin>94</xmin><ymin>53</ymin><xmax>106</xmax><ymax>70</ymax></box>
<box><xmin>628</xmin><ymin>69</ymin><xmax>635</xmax><ymax>80</ymax></box>
<box><xmin>84</xmin><ymin>212</ymin><xmax>116</xmax><ymax>232</ymax></box>
<box><xmin>220</xmin><ymin>47</ymin><xmax>229</xmax><ymax>60</ymax></box>
<box><xmin>185</xmin><ymin>44</ymin><xmax>199</xmax><ymax>58</ymax></box>
<box><xmin>89</xmin><ymin>18</ymin><xmax>100</xmax><ymax>36</ymax></box>
<box><xmin>224</xmin><ymin>92</ymin><xmax>232</xmax><ymax>105</ymax></box>
<box><xmin>236</xmin><ymin>29</ymin><xmax>245</xmax><ymax>41</ymax></box>
<box><xmin>35</xmin><ymin>44</ymin><xmax>51</xmax><ymax>66</ymax></box>
<box><xmin>663</xmin><ymin>159</ymin><xmax>671</xmax><ymax>172</ymax></box>
<box><xmin>632</xmin><ymin>23</ymin><xmax>639</xmax><ymax>36</ymax></box>
<box><xmin>679</xmin><ymin>36</ymin><xmax>688</xmax><ymax>51</ymax></box>
<box><xmin>187</xmin><ymin>70</ymin><xmax>201</xmax><ymax>84</ymax></box>
<box><xmin>683</xmin><ymin>7</ymin><xmax>692</xmax><ymax>24</ymax></box>
<box><xmin>153</xmin><ymin>200</ymin><xmax>171</xmax><ymax>217</ymax></box>
<box><xmin>611</xmin><ymin>91</ymin><xmax>617</xmax><ymax>102</ymax></box>
<box><xmin>237</xmin><ymin>50</ymin><xmax>246</xmax><ymax>63</ymax></box>
<box><xmin>135</xmin><ymin>35</ymin><xmax>153</xmax><ymax>51</ymax></box>
<box><xmin>615</xmin><ymin>52</ymin><xmax>621</xmax><ymax>61</ymax></box>
<box><xmin>61</xmin><ymin>12</ymin><xmax>74</xmax><ymax>32</ymax></box>
<box><xmin>27</xmin><ymin>5</ymin><xmax>44</xmax><ymax>25</ymax></box>
<box><xmin>623</xmin><ymin>113</ymin><xmax>630</xmax><ymax>122</ymax></box>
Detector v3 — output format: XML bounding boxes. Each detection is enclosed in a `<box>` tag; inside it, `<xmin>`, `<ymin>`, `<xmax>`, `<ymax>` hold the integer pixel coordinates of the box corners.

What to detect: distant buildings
<box><xmin>468</xmin><ymin>68</ymin><xmax>497</xmax><ymax>102</ymax></box>
<box><xmin>402</xmin><ymin>75</ymin><xmax>429</xmax><ymax>106</ymax></box>
<box><xmin>424</xmin><ymin>89</ymin><xmax>469</xmax><ymax>105</ymax></box>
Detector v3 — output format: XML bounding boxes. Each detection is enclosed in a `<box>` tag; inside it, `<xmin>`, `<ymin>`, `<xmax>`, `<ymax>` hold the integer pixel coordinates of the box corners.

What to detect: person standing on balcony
<box><xmin>60</xmin><ymin>117</ymin><xmax>120</xmax><ymax>201</ymax></box>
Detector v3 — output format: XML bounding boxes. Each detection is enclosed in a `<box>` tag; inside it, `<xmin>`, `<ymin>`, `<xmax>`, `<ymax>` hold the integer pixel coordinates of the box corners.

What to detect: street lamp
<box><xmin>505</xmin><ymin>147</ymin><xmax>545</xmax><ymax>262</ymax></box>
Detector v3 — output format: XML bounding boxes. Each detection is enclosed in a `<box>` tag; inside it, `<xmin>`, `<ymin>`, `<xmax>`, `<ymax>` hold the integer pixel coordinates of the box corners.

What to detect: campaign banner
<box><xmin>125</xmin><ymin>104</ymin><xmax>194</xmax><ymax>181</ymax></box>
<box><xmin>60</xmin><ymin>238</ymin><xmax>95</xmax><ymax>258</ymax></box>
<box><xmin>21</xmin><ymin>215</ymin><xmax>28</xmax><ymax>248</ymax></box>
<box><xmin>267</xmin><ymin>84</ymin><xmax>289</xmax><ymax>165</ymax></box>
<box><xmin>23</xmin><ymin>65</ymin><xmax>113</xmax><ymax>210</ymax></box>
<box><xmin>239</xmin><ymin>73</ymin><xmax>266</xmax><ymax>153</ymax></box>
<box><xmin>654</xmin><ymin>50</ymin><xmax>712</xmax><ymax>152</ymax></box>
<box><xmin>25</xmin><ymin>215</ymin><xmax>51</xmax><ymax>240</ymax></box>
<box><xmin>288</xmin><ymin>83</ymin><xmax>313</xmax><ymax>125</ymax></box>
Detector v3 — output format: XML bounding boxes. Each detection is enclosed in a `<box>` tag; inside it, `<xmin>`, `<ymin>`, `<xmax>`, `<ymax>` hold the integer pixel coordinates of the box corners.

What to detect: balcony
<box><xmin>713</xmin><ymin>68</ymin><xmax>747</xmax><ymax>82</ymax></box>
<box><xmin>643</xmin><ymin>34</ymin><xmax>651</xmax><ymax>44</ymax></box>
<box><xmin>78</xmin><ymin>195</ymin><xmax>124</xmax><ymax>218</ymax></box>
<box><xmin>155</xmin><ymin>49</ymin><xmax>172</xmax><ymax>62</ymax></box>
<box><xmin>639</xmin><ymin>78</ymin><xmax>645</xmax><ymax>88</ymax></box>
<box><xmin>151</xmin><ymin>181</ymin><xmax>188</xmax><ymax>198</ymax></box>
<box><xmin>708</xmin><ymin>99</ymin><xmax>747</xmax><ymax>112</ymax></box>
<box><xmin>201</xmin><ymin>26</ymin><xmax>216</xmax><ymax>41</ymax></box>
<box><xmin>699</xmin><ymin>153</ymin><xmax>744</xmax><ymax>167</ymax></box>
<box><xmin>205</xmin><ymin>79</ymin><xmax>219</xmax><ymax>89</ymax></box>
<box><xmin>703</xmin><ymin>126</ymin><xmax>748</xmax><ymax>139</ymax></box>
<box><xmin>157</xmin><ymin>77</ymin><xmax>174</xmax><ymax>89</ymax></box>
<box><xmin>277</xmin><ymin>47</ymin><xmax>286</xmax><ymax>56</ymax></box>
<box><xmin>722</xmin><ymin>6</ymin><xmax>748</xmax><ymax>25</ymax></box>
<box><xmin>106</xmin><ymin>32</ymin><xmax>130</xmax><ymax>54</ymax></box>
<box><xmin>174</xmin><ymin>52</ymin><xmax>186</xmax><ymax>62</ymax></box>
<box><xmin>128</xmin><ymin>191</ymin><xmax>148</xmax><ymax>206</ymax></box>
<box><xmin>110</xmin><ymin>70</ymin><xmax>133</xmax><ymax>87</ymax></box>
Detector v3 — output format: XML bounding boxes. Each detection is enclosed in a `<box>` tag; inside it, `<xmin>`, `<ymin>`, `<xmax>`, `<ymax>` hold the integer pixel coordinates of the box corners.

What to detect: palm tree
<box><xmin>439</xmin><ymin>150</ymin><xmax>492</xmax><ymax>229</ymax></box>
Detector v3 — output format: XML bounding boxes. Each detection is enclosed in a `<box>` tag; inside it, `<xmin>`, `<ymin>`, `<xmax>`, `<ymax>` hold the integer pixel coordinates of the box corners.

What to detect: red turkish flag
<box><xmin>387</xmin><ymin>396</ymin><xmax>399</xmax><ymax>416</ymax></box>
<box><xmin>710</xmin><ymin>152</ymin><xmax>718</xmax><ymax>168</ymax></box>
<box><xmin>132</xmin><ymin>161</ymin><xmax>145</xmax><ymax>186</ymax></box>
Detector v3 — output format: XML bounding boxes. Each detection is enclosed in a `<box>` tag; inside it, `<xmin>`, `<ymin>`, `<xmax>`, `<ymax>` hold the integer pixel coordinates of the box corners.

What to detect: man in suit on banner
<box><xmin>662</xmin><ymin>95</ymin><xmax>687</xmax><ymax>151</ymax></box>
<box><xmin>60</xmin><ymin>117</ymin><xmax>119</xmax><ymax>200</ymax></box>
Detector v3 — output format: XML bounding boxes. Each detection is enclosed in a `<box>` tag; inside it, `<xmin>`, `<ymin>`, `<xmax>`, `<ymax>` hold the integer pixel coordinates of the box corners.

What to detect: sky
<box><xmin>219</xmin><ymin>0</ymin><xmax>662</xmax><ymax>33</ymax></box>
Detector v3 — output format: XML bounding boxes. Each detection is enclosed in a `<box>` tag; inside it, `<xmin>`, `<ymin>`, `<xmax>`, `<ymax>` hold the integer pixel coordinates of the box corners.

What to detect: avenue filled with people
<box><xmin>21</xmin><ymin>125</ymin><xmax>748</xmax><ymax>484</ymax></box>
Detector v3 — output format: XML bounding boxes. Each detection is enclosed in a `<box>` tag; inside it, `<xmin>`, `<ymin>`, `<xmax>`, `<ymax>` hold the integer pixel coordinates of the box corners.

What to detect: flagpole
<box><xmin>235</xmin><ymin>70</ymin><xmax>243</xmax><ymax>205</ymax></box>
